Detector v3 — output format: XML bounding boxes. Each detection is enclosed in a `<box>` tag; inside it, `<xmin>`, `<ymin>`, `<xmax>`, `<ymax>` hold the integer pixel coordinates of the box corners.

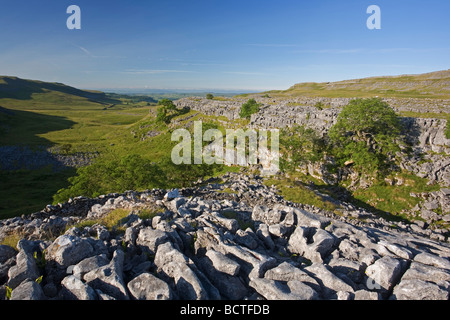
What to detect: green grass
<box><xmin>263</xmin><ymin>171</ymin><xmax>446</xmax><ymax>226</ymax></box>
<box><xmin>262</xmin><ymin>70</ymin><xmax>450</xmax><ymax>99</ymax></box>
<box><xmin>0</xmin><ymin>82</ymin><xmax>244</xmax><ymax>217</ymax></box>
<box><xmin>446</xmin><ymin>118</ymin><xmax>450</xmax><ymax>139</ymax></box>
<box><xmin>352</xmin><ymin>172</ymin><xmax>441</xmax><ymax>220</ymax></box>
<box><xmin>0</xmin><ymin>166</ymin><xmax>76</xmax><ymax>219</ymax></box>
<box><xmin>264</xmin><ymin>176</ymin><xmax>339</xmax><ymax>212</ymax></box>
<box><xmin>221</xmin><ymin>210</ymin><xmax>254</xmax><ymax>231</ymax></box>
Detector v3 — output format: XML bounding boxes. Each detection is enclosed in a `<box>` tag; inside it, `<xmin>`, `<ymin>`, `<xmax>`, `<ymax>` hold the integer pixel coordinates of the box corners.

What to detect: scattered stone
<box><xmin>164</xmin><ymin>189</ymin><xmax>180</xmax><ymax>201</ymax></box>
<box><xmin>304</xmin><ymin>263</ymin><xmax>354</xmax><ymax>296</ymax></box>
<box><xmin>365</xmin><ymin>256</ymin><xmax>405</xmax><ymax>295</ymax></box>
<box><xmin>205</xmin><ymin>249</ymin><xmax>240</xmax><ymax>276</ymax></box>
<box><xmin>127</xmin><ymin>272</ymin><xmax>172</xmax><ymax>300</ymax></box>
<box><xmin>264</xmin><ymin>262</ymin><xmax>319</xmax><ymax>285</ymax></box>
<box><xmin>136</xmin><ymin>227</ymin><xmax>169</xmax><ymax>254</ymax></box>
<box><xmin>249</xmin><ymin>277</ymin><xmax>318</xmax><ymax>300</ymax></box>
<box><xmin>1</xmin><ymin>173</ymin><xmax>449</xmax><ymax>301</ymax></box>
<box><xmin>10</xmin><ymin>279</ymin><xmax>45</xmax><ymax>300</ymax></box>
<box><xmin>414</xmin><ymin>252</ymin><xmax>450</xmax><ymax>269</ymax></box>
<box><xmin>154</xmin><ymin>242</ymin><xmax>209</xmax><ymax>300</ymax></box>
<box><xmin>198</xmin><ymin>256</ymin><xmax>248</xmax><ymax>300</ymax></box>
<box><xmin>46</xmin><ymin>234</ymin><xmax>94</xmax><ymax>268</ymax></box>
<box><xmin>391</xmin><ymin>279</ymin><xmax>449</xmax><ymax>300</ymax></box>
<box><xmin>72</xmin><ymin>254</ymin><xmax>109</xmax><ymax>279</ymax></box>
<box><xmin>0</xmin><ymin>245</ymin><xmax>17</xmax><ymax>264</ymax></box>
<box><xmin>354</xmin><ymin>289</ymin><xmax>380</xmax><ymax>300</ymax></box>
<box><xmin>84</xmin><ymin>250</ymin><xmax>129</xmax><ymax>300</ymax></box>
<box><xmin>7</xmin><ymin>251</ymin><xmax>40</xmax><ymax>289</ymax></box>
<box><xmin>61</xmin><ymin>275</ymin><xmax>97</xmax><ymax>300</ymax></box>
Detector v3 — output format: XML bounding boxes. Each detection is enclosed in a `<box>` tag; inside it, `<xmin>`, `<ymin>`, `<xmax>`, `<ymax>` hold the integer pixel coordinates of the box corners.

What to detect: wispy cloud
<box><xmin>121</xmin><ymin>69</ymin><xmax>195</xmax><ymax>75</ymax></box>
<box><xmin>247</xmin><ymin>43</ymin><xmax>301</xmax><ymax>48</ymax></box>
<box><xmin>78</xmin><ymin>46</ymin><xmax>94</xmax><ymax>57</ymax></box>
<box><xmin>69</xmin><ymin>42</ymin><xmax>125</xmax><ymax>59</ymax></box>
<box><xmin>71</xmin><ymin>43</ymin><xmax>98</xmax><ymax>58</ymax></box>
<box><xmin>223</xmin><ymin>71</ymin><xmax>269</xmax><ymax>76</ymax></box>
<box><xmin>247</xmin><ymin>45</ymin><xmax>450</xmax><ymax>55</ymax></box>
<box><xmin>293</xmin><ymin>48</ymin><xmax>365</xmax><ymax>54</ymax></box>
<box><xmin>291</xmin><ymin>47</ymin><xmax>450</xmax><ymax>54</ymax></box>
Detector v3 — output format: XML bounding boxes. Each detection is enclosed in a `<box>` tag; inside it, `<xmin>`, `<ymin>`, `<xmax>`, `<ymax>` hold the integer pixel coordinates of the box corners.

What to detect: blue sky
<box><xmin>0</xmin><ymin>0</ymin><xmax>449</xmax><ymax>91</ymax></box>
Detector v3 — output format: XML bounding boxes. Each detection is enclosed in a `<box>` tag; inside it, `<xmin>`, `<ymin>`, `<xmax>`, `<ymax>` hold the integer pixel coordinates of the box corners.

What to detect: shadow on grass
<box><xmin>0</xmin><ymin>76</ymin><xmax>119</xmax><ymax>104</ymax></box>
<box><xmin>313</xmin><ymin>183</ymin><xmax>411</xmax><ymax>224</ymax></box>
<box><xmin>0</xmin><ymin>107</ymin><xmax>79</xmax><ymax>218</ymax></box>
<box><xmin>0</xmin><ymin>166</ymin><xmax>77</xmax><ymax>219</ymax></box>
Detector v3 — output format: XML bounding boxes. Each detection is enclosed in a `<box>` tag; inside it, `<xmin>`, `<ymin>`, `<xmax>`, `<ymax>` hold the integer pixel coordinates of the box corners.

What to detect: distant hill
<box><xmin>0</xmin><ymin>76</ymin><xmax>119</xmax><ymax>108</ymax></box>
<box><xmin>266</xmin><ymin>69</ymin><xmax>450</xmax><ymax>99</ymax></box>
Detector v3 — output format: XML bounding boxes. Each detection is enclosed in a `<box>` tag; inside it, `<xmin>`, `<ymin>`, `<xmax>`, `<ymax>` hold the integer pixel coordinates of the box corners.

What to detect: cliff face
<box><xmin>174</xmin><ymin>97</ymin><xmax>450</xmax><ymax>228</ymax></box>
<box><xmin>176</xmin><ymin>97</ymin><xmax>450</xmax><ymax>187</ymax></box>
<box><xmin>176</xmin><ymin>96</ymin><xmax>450</xmax><ymax>132</ymax></box>
<box><xmin>0</xmin><ymin>173</ymin><xmax>449</xmax><ymax>300</ymax></box>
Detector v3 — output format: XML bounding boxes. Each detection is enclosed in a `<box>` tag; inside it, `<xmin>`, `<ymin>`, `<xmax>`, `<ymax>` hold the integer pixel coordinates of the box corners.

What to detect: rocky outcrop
<box><xmin>175</xmin><ymin>96</ymin><xmax>449</xmax><ymax>132</ymax></box>
<box><xmin>1</xmin><ymin>174</ymin><xmax>449</xmax><ymax>300</ymax></box>
<box><xmin>401</xmin><ymin>117</ymin><xmax>450</xmax><ymax>187</ymax></box>
<box><xmin>0</xmin><ymin>146</ymin><xmax>97</xmax><ymax>171</ymax></box>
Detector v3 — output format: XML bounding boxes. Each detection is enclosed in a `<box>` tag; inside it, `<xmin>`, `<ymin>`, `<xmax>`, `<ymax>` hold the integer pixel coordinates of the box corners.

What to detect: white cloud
<box><xmin>78</xmin><ymin>46</ymin><xmax>94</xmax><ymax>57</ymax></box>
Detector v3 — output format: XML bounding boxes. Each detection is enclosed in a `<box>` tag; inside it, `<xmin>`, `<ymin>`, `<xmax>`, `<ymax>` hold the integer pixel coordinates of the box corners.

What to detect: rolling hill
<box><xmin>0</xmin><ymin>76</ymin><xmax>120</xmax><ymax>109</ymax></box>
<box><xmin>267</xmin><ymin>69</ymin><xmax>450</xmax><ymax>99</ymax></box>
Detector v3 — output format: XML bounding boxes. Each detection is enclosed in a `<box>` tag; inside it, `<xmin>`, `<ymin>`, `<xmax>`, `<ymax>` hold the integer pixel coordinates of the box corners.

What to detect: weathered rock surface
<box><xmin>1</xmin><ymin>174</ymin><xmax>449</xmax><ymax>300</ymax></box>
<box><xmin>127</xmin><ymin>272</ymin><xmax>172</xmax><ymax>300</ymax></box>
<box><xmin>176</xmin><ymin>96</ymin><xmax>450</xmax><ymax>221</ymax></box>
<box><xmin>83</xmin><ymin>250</ymin><xmax>129</xmax><ymax>300</ymax></box>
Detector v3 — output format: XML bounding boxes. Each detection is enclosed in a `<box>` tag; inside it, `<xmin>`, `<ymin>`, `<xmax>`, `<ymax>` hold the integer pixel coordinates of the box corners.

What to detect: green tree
<box><xmin>156</xmin><ymin>99</ymin><xmax>189</xmax><ymax>124</ymax></box>
<box><xmin>328</xmin><ymin>98</ymin><xmax>402</xmax><ymax>174</ymax></box>
<box><xmin>159</xmin><ymin>156</ymin><xmax>218</xmax><ymax>188</ymax></box>
<box><xmin>239</xmin><ymin>98</ymin><xmax>261</xmax><ymax>119</ymax></box>
<box><xmin>53</xmin><ymin>155</ymin><xmax>162</xmax><ymax>202</ymax></box>
<box><xmin>280</xmin><ymin>125</ymin><xmax>326</xmax><ymax>172</ymax></box>
<box><xmin>156</xmin><ymin>99</ymin><xmax>177</xmax><ymax>124</ymax></box>
<box><xmin>206</xmin><ymin>93</ymin><xmax>214</xmax><ymax>100</ymax></box>
<box><xmin>53</xmin><ymin>153</ymin><xmax>223</xmax><ymax>203</ymax></box>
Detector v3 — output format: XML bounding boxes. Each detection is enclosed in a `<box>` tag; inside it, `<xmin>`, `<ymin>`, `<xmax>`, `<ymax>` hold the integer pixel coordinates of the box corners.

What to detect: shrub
<box><xmin>239</xmin><ymin>98</ymin><xmax>261</xmax><ymax>119</ymax></box>
<box><xmin>53</xmin><ymin>153</ymin><xmax>223</xmax><ymax>203</ymax></box>
<box><xmin>156</xmin><ymin>99</ymin><xmax>189</xmax><ymax>124</ymax></box>
<box><xmin>314</xmin><ymin>101</ymin><xmax>325</xmax><ymax>110</ymax></box>
<box><xmin>158</xmin><ymin>155</ymin><xmax>220</xmax><ymax>188</ymax></box>
<box><xmin>328</xmin><ymin>98</ymin><xmax>402</xmax><ymax>175</ymax></box>
<box><xmin>280</xmin><ymin>125</ymin><xmax>327</xmax><ymax>172</ymax></box>
<box><xmin>206</xmin><ymin>93</ymin><xmax>214</xmax><ymax>100</ymax></box>
<box><xmin>53</xmin><ymin>154</ymin><xmax>162</xmax><ymax>202</ymax></box>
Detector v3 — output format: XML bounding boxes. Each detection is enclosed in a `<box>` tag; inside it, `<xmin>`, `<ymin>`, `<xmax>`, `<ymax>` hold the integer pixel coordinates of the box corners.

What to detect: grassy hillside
<box><xmin>0</xmin><ymin>76</ymin><xmax>119</xmax><ymax>107</ymax></box>
<box><xmin>0</xmin><ymin>73</ymin><xmax>448</xmax><ymax>226</ymax></box>
<box><xmin>0</xmin><ymin>77</ymin><xmax>238</xmax><ymax>218</ymax></box>
<box><xmin>0</xmin><ymin>77</ymin><xmax>148</xmax><ymax>217</ymax></box>
<box><xmin>264</xmin><ymin>69</ymin><xmax>450</xmax><ymax>99</ymax></box>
